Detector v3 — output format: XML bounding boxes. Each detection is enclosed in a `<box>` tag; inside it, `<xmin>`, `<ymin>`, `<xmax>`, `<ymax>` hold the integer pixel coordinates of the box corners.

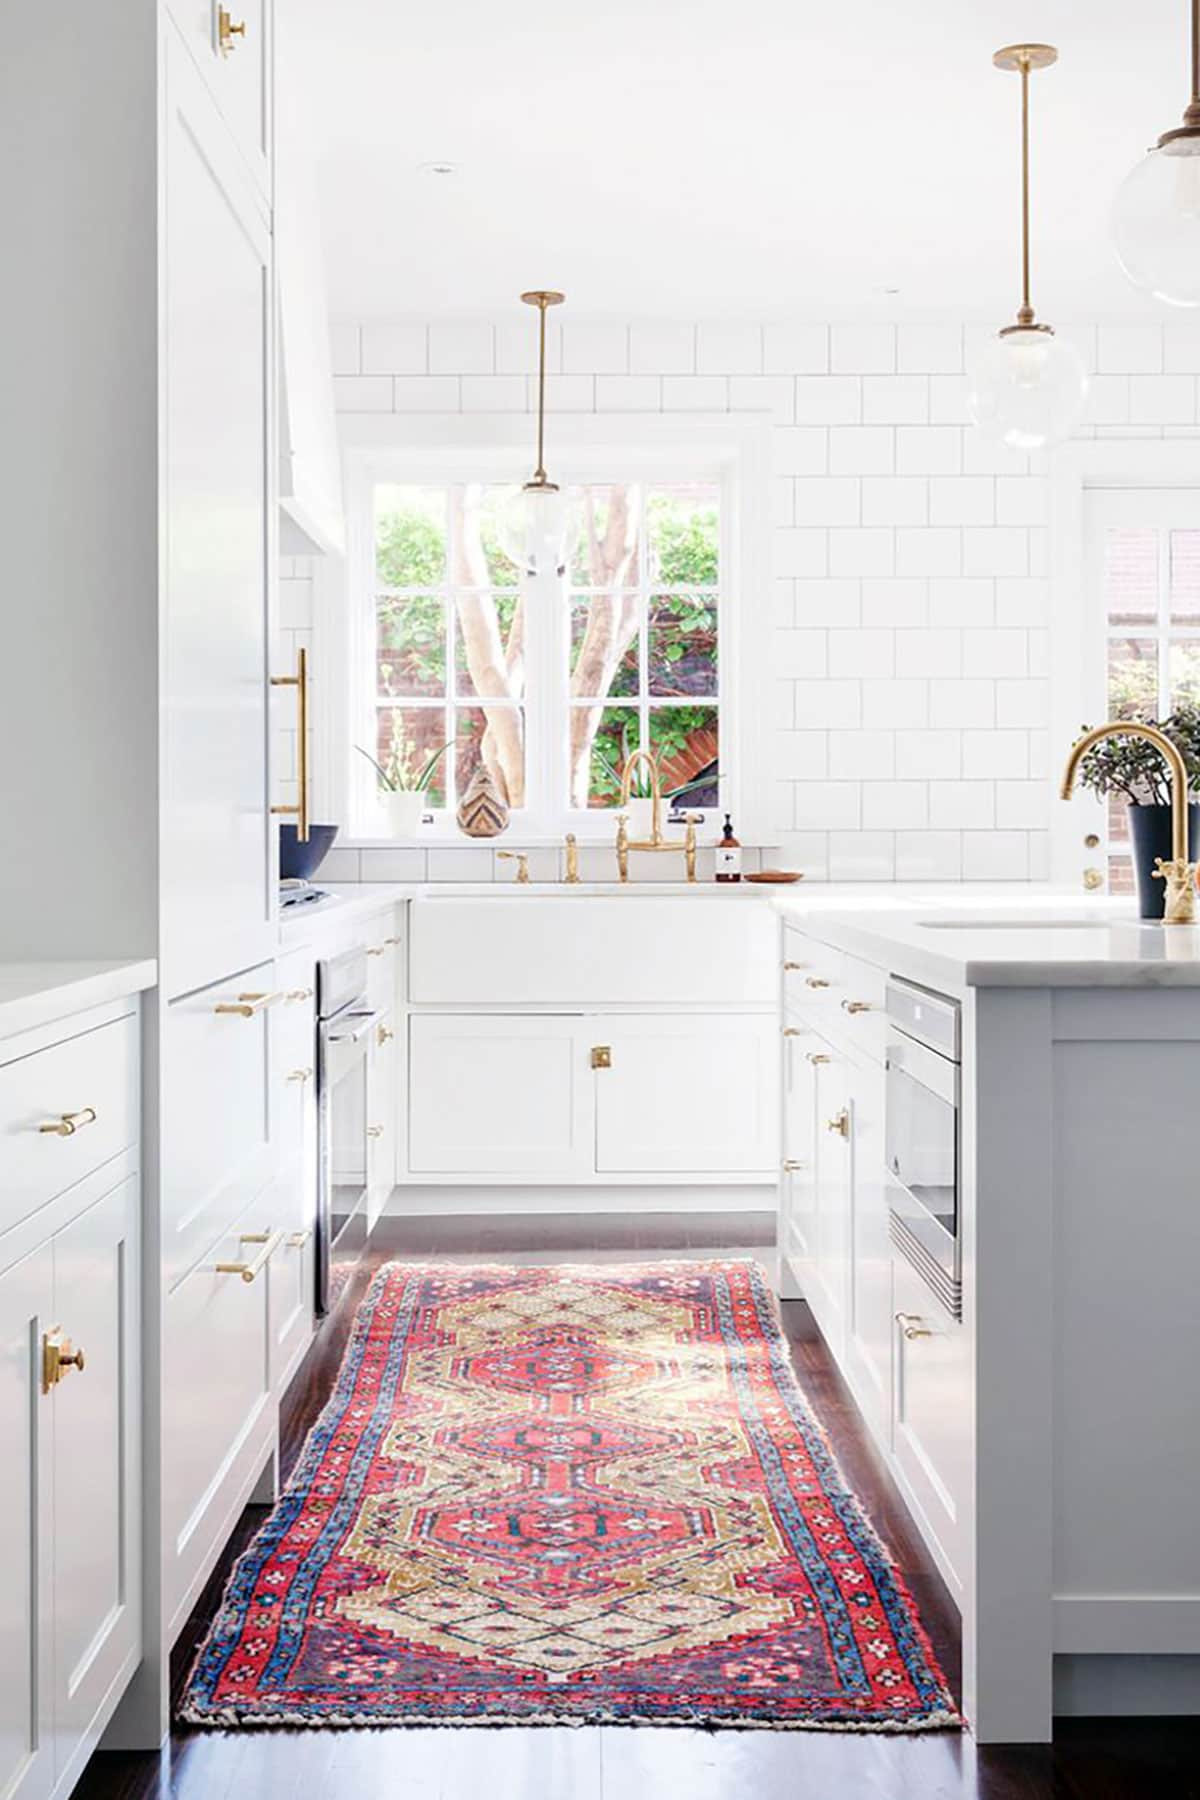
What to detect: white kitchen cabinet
<box><xmin>409</xmin><ymin>1015</ymin><xmax>593</xmax><ymax>1177</ymax></box>
<box><xmin>160</xmin><ymin>31</ymin><xmax>275</xmax><ymax>1001</ymax></box>
<box><xmin>594</xmin><ymin>1015</ymin><xmax>775</xmax><ymax>1175</ymax></box>
<box><xmin>268</xmin><ymin>965</ymin><xmax>317</xmax><ymax>1392</ymax></box>
<box><xmin>0</xmin><ymin>1239</ymin><xmax>53</xmax><ymax>1800</ymax></box>
<box><xmin>366</xmin><ymin>1012</ymin><xmax>397</xmax><ymax>1229</ymax></box>
<box><xmin>779</xmin><ymin>1022</ymin><xmax>818</xmax><ymax>1298</ymax></box>
<box><xmin>809</xmin><ymin>1056</ymin><xmax>852</xmax><ymax>1359</ymax></box>
<box><xmin>165</xmin><ymin>0</ymin><xmax>272</xmax><ymax>197</ymax></box>
<box><xmin>842</xmin><ymin>1056</ymin><xmax>893</xmax><ymax>1442</ymax></box>
<box><xmin>891</xmin><ymin>1253</ymin><xmax>970</xmax><ymax>1596</ymax></box>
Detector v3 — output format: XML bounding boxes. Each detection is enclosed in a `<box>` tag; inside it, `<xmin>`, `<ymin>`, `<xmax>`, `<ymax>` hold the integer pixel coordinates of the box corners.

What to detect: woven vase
<box><xmin>456</xmin><ymin>764</ymin><xmax>510</xmax><ymax>838</ymax></box>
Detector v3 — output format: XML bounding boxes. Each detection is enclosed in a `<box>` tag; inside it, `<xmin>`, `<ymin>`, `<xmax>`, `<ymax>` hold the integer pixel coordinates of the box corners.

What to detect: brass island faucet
<box><xmin>1060</xmin><ymin>720</ymin><xmax>1197</xmax><ymax>924</ymax></box>
<box><xmin>615</xmin><ymin>749</ymin><xmax>698</xmax><ymax>882</ymax></box>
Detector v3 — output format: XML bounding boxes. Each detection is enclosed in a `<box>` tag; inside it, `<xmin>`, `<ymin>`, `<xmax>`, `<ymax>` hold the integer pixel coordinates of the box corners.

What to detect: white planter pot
<box><xmin>380</xmin><ymin>790</ymin><xmax>424</xmax><ymax>838</ymax></box>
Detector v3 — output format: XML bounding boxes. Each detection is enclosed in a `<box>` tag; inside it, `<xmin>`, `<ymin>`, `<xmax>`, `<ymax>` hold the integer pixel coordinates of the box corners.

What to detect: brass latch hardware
<box><xmin>591</xmin><ymin>1045</ymin><xmax>612</xmax><ymax>1070</ymax></box>
<box><xmin>216</xmin><ymin>1229</ymin><xmax>284</xmax><ymax>1284</ymax></box>
<box><xmin>42</xmin><ymin>1331</ymin><xmax>86</xmax><ymax>1394</ymax></box>
<box><xmin>896</xmin><ymin>1312</ymin><xmax>934</xmax><ymax>1341</ymax></box>
<box><xmin>271</xmin><ymin>648</ymin><xmax>310</xmax><ymax>842</ymax></box>
<box><xmin>217</xmin><ymin>6</ymin><xmax>246</xmax><ymax>54</ymax></box>
<box><xmin>39</xmin><ymin>1107</ymin><xmax>97</xmax><ymax>1137</ymax></box>
<box><xmin>826</xmin><ymin>1108</ymin><xmax>850</xmax><ymax>1139</ymax></box>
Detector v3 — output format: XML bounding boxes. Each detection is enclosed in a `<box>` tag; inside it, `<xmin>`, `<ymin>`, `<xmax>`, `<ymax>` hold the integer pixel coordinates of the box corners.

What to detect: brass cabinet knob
<box><xmin>806</xmin><ymin>1051</ymin><xmax>831</xmax><ymax>1065</ymax></box>
<box><xmin>841</xmin><ymin>999</ymin><xmax>872</xmax><ymax>1015</ymax></box>
<box><xmin>286</xmin><ymin>1067</ymin><xmax>313</xmax><ymax>1084</ymax></box>
<box><xmin>42</xmin><ymin>1331</ymin><xmax>85</xmax><ymax>1393</ymax></box>
<box><xmin>39</xmin><ymin>1106</ymin><xmax>97</xmax><ymax>1137</ymax></box>
<box><xmin>1083</xmin><ymin>868</ymin><xmax>1104</xmax><ymax>891</ymax></box>
<box><xmin>377</xmin><ymin>1024</ymin><xmax>395</xmax><ymax>1046</ymax></box>
<box><xmin>826</xmin><ymin>1108</ymin><xmax>850</xmax><ymax>1139</ymax></box>
<box><xmin>896</xmin><ymin>1311</ymin><xmax>934</xmax><ymax>1341</ymax></box>
<box><xmin>805</xmin><ymin>976</ymin><xmax>830</xmax><ymax>990</ymax></box>
<box><xmin>217</xmin><ymin>6</ymin><xmax>246</xmax><ymax>54</ymax></box>
<box><xmin>590</xmin><ymin>1045</ymin><xmax>612</xmax><ymax>1070</ymax></box>
<box><xmin>1084</xmin><ymin>833</ymin><xmax>1100</xmax><ymax>849</ymax></box>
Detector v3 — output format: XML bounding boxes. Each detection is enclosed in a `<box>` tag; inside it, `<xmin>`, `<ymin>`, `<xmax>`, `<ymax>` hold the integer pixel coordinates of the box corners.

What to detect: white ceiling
<box><xmin>282</xmin><ymin>0</ymin><xmax>1195</xmax><ymax>322</ymax></box>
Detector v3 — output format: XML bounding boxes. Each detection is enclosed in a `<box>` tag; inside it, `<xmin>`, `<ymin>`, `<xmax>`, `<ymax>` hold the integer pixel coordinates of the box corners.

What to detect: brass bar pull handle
<box><xmin>286</xmin><ymin>1066</ymin><xmax>313</xmax><ymax>1084</ymax></box>
<box><xmin>216</xmin><ymin>1229</ymin><xmax>285</xmax><ymax>1284</ymax></box>
<box><xmin>782</xmin><ymin>1158</ymin><xmax>806</xmax><ymax>1172</ymax></box>
<box><xmin>826</xmin><ymin>1109</ymin><xmax>850</xmax><ymax>1139</ymax></box>
<box><xmin>385</xmin><ymin>935</ymin><xmax>403</xmax><ymax>946</ymax></box>
<box><xmin>39</xmin><ymin>1107</ymin><xmax>97</xmax><ymax>1137</ymax></box>
<box><xmin>896</xmin><ymin>1312</ymin><xmax>934</xmax><ymax>1341</ymax></box>
<box><xmin>286</xmin><ymin>1229</ymin><xmax>311</xmax><ymax>1250</ymax></box>
<box><xmin>782</xmin><ymin>1027</ymin><xmax>802</xmax><ymax>1038</ymax></box>
<box><xmin>783</xmin><ymin>961</ymin><xmax>806</xmax><ymax>972</ymax></box>
<box><xmin>214</xmin><ymin>990</ymin><xmax>283</xmax><ymax>1018</ymax></box>
<box><xmin>270</xmin><ymin>647</ymin><xmax>310</xmax><ymax>842</ymax></box>
<box><xmin>841</xmin><ymin>999</ymin><xmax>872</xmax><ymax>1015</ymax></box>
<box><xmin>42</xmin><ymin>1332</ymin><xmax>86</xmax><ymax>1393</ymax></box>
<box><xmin>806</xmin><ymin>1051</ymin><xmax>831</xmax><ymax>1065</ymax></box>
<box><xmin>366</xmin><ymin>946</ymin><xmax>386</xmax><ymax>957</ymax></box>
<box><xmin>285</xmin><ymin>987</ymin><xmax>314</xmax><ymax>1003</ymax></box>
<box><xmin>367</xmin><ymin>1124</ymin><xmax>385</xmax><ymax>1139</ymax></box>
<box><xmin>805</xmin><ymin>977</ymin><xmax>830</xmax><ymax>990</ymax></box>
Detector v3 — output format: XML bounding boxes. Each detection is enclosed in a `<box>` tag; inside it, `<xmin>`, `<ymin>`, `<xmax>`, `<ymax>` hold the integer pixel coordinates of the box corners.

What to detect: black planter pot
<box><xmin>1127</xmin><ymin>802</ymin><xmax>1200</xmax><ymax>919</ymax></box>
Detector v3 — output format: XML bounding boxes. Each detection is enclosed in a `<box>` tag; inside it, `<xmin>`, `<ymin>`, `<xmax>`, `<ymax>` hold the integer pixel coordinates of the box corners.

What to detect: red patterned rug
<box><xmin>182</xmin><ymin>1261</ymin><xmax>959</xmax><ymax>1731</ymax></box>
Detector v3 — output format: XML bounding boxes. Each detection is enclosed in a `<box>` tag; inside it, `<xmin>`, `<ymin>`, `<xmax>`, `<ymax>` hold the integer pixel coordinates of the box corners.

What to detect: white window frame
<box><xmin>1049</xmin><ymin>439</ymin><xmax>1200</xmax><ymax>889</ymax></box>
<box><xmin>316</xmin><ymin>412</ymin><xmax>772</xmax><ymax>844</ymax></box>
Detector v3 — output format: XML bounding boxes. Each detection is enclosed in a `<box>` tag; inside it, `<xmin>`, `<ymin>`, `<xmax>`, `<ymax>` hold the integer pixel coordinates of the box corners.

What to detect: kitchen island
<box><xmin>773</xmin><ymin>889</ymin><xmax>1200</xmax><ymax>1743</ymax></box>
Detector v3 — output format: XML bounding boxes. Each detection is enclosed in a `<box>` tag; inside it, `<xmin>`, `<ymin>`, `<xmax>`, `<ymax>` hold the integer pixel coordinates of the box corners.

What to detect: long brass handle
<box><xmin>216</xmin><ymin>1229</ymin><xmax>284</xmax><ymax>1283</ymax></box>
<box><xmin>805</xmin><ymin>977</ymin><xmax>830</xmax><ymax>990</ymax></box>
<box><xmin>896</xmin><ymin>1312</ymin><xmax>934</xmax><ymax>1341</ymax></box>
<box><xmin>39</xmin><ymin>1107</ymin><xmax>97</xmax><ymax>1137</ymax></box>
<box><xmin>826</xmin><ymin>1109</ymin><xmax>850</xmax><ymax>1139</ymax></box>
<box><xmin>215</xmin><ymin>990</ymin><xmax>283</xmax><ymax>1018</ymax></box>
<box><xmin>271</xmin><ymin>647</ymin><xmax>310</xmax><ymax>842</ymax></box>
<box><xmin>841</xmin><ymin>1000</ymin><xmax>872</xmax><ymax>1015</ymax></box>
<box><xmin>42</xmin><ymin>1332</ymin><xmax>86</xmax><ymax>1393</ymax></box>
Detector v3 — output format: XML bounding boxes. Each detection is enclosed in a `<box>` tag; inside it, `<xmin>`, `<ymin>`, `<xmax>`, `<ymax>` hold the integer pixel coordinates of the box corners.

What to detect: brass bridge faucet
<box><xmin>1060</xmin><ymin>721</ymin><xmax>1197</xmax><ymax>924</ymax></box>
<box><xmin>615</xmin><ymin>749</ymin><xmax>698</xmax><ymax>882</ymax></box>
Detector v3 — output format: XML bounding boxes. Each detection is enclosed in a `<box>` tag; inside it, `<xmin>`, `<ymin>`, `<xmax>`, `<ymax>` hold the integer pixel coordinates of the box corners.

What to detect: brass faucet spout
<box><xmin>619</xmin><ymin>749</ymin><xmax>664</xmax><ymax>844</ymax></box>
<box><xmin>1060</xmin><ymin>720</ymin><xmax>1196</xmax><ymax>922</ymax></box>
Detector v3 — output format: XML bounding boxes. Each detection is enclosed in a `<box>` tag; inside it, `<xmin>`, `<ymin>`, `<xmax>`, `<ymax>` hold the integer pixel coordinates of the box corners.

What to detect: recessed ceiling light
<box><xmin>418</xmin><ymin>160</ymin><xmax>460</xmax><ymax>178</ymax></box>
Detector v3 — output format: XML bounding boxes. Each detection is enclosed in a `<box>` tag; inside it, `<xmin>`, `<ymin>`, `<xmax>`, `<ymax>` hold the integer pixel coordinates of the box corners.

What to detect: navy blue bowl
<box><xmin>279</xmin><ymin>823</ymin><xmax>339</xmax><ymax>882</ymax></box>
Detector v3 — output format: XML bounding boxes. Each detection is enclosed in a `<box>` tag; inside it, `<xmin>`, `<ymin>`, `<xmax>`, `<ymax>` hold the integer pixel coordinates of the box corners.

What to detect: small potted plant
<box><xmin>1075</xmin><ymin>705</ymin><xmax>1200</xmax><ymax>918</ymax></box>
<box><xmin>356</xmin><ymin>734</ymin><xmax>452</xmax><ymax>838</ymax></box>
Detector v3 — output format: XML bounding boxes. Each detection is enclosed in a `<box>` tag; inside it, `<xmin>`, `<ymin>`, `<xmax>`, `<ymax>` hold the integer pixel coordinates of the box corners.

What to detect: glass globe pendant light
<box><xmin>499</xmin><ymin>290</ymin><xmax>579</xmax><ymax>578</ymax></box>
<box><xmin>1113</xmin><ymin>0</ymin><xmax>1200</xmax><ymax>305</ymax></box>
<box><xmin>968</xmin><ymin>45</ymin><xmax>1088</xmax><ymax>452</ymax></box>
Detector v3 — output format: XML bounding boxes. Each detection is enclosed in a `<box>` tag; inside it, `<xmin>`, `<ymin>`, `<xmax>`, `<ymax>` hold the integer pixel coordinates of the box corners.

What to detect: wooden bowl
<box><xmin>745</xmin><ymin>869</ymin><xmax>804</xmax><ymax>885</ymax></box>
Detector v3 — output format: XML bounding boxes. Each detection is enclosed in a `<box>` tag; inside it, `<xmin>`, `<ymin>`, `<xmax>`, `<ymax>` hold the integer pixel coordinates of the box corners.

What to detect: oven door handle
<box><xmin>326</xmin><ymin>1009</ymin><xmax>383</xmax><ymax>1047</ymax></box>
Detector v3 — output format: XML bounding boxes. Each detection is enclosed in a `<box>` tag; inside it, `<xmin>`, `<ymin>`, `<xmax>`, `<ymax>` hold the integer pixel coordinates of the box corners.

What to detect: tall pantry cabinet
<box><xmin>2</xmin><ymin>0</ymin><xmax>284</xmax><ymax>1760</ymax></box>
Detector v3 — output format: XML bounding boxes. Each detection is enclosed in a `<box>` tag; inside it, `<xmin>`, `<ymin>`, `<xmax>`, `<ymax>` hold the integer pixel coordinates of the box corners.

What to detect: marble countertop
<box><xmin>773</xmin><ymin>886</ymin><xmax>1200</xmax><ymax>988</ymax></box>
<box><xmin>0</xmin><ymin>959</ymin><xmax>158</xmax><ymax>1041</ymax></box>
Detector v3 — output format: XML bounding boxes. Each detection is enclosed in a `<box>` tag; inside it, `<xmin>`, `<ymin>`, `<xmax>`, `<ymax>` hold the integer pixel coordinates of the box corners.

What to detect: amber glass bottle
<box><xmin>716</xmin><ymin>814</ymin><xmax>742</xmax><ymax>882</ymax></box>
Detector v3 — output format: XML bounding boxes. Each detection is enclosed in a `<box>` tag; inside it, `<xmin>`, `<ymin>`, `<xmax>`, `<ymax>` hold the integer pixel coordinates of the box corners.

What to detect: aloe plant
<box><xmin>355</xmin><ymin>737</ymin><xmax>452</xmax><ymax>795</ymax></box>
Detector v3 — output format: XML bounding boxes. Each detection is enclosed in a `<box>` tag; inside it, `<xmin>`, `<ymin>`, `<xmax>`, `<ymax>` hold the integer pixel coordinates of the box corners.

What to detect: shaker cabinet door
<box><xmin>161</xmin><ymin>36</ymin><xmax>274</xmax><ymax>999</ymax></box>
<box><xmin>408</xmin><ymin>1015</ymin><xmax>592</xmax><ymax>1177</ymax></box>
<box><xmin>594</xmin><ymin>1014</ymin><xmax>776</xmax><ymax>1176</ymax></box>
<box><xmin>49</xmin><ymin>1177</ymin><xmax>140</xmax><ymax>1789</ymax></box>
<box><xmin>809</xmin><ymin>1058</ymin><xmax>853</xmax><ymax>1358</ymax></box>
<box><xmin>844</xmin><ymin>1058</ymin><xmax>893</xmax><ymax>1441</ymax></box>
<box><xmin>0</xmin><ymin>1241</ymin><xmax>53</xmax><ymax>1800</ymax></box>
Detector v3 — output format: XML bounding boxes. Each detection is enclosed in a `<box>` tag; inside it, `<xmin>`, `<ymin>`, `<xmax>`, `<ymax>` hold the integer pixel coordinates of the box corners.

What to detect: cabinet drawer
<box><xmin>891</xmin><ymin>1255</ymin><xmax>970</xmax><ymax>1595</ymax></box>
<box><xmin>0</xmin><ymin>1013</ymin><xmax>137</xmax><ymax>1236</ymax></box>
<box><xmin>162</xmin><ymin>1199</ymin><xmax>274</xmax><ymax>1619</ymax></box>
<box><xmin>162</xmin><ymin>963</ymin><xmax>275</xmax><ymax>1288</ymax></box>
<box><xmin>364</xmin><ymin>919</ymin><xmax>400</xmax><ymax>1013</ymax></box>
<box><xmin>783</xmin><ymin>933</ymin><xmax>887</xmax><ymax>1065</ymax></box>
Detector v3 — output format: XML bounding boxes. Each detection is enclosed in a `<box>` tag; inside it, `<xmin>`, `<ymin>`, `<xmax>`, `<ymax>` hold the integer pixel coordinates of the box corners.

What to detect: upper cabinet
<box><xmin>276</xmin><ymin>160</ymin><xmax>345</xmax><ymax>556</ymax></box>
<box><xmin>160</xmin><ymin>35</ymin><xmax>276</xmax><ymax>998</ymax></box>
<box><xmin>164</xmin><ymin>0</ymin><xmax>273</xmax><ymax>198</ymax></box>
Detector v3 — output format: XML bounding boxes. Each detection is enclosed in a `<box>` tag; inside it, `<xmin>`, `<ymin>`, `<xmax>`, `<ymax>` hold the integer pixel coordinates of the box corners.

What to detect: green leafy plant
<box><xmin>592</xmin><ymin>719</ymin><xmax>714</xmax><ymax>806</ymax></box>
<box><xmin>1074</xmin><ymin>705</ymin><xmax>1200</xmax><ymax>805</ymax></box>
<box><xmin>355</xmin><ymin>736</ymin><xmax>452</xmax><ymax>795</ymax></box>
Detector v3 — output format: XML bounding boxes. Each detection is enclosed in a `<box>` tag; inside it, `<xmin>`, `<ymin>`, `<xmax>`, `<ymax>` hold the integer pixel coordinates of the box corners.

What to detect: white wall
<box><xmin>297</xmin><ymin>313</ymin><xmax>1200</xmax><ymax>885</ymax></box>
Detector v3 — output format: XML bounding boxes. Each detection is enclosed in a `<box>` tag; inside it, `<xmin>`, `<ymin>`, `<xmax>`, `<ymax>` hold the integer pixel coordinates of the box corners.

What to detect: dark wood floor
<box><xmin>77</xmin><ymin>1213</ymin><xmax>1199</xmax><ymax>1800</ymax></box>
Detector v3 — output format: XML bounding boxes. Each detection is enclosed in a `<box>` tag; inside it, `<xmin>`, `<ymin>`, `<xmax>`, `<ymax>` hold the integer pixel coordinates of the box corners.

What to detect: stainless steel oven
<box><xmin>885</xmin><ymin>977</ymin><xmax>962</xmax><ymax>1318</ymax></box>
<box><xmin>316</xmin><ymin>946</ymin><xmax>379</xmax><ymax>1317</ymax></box>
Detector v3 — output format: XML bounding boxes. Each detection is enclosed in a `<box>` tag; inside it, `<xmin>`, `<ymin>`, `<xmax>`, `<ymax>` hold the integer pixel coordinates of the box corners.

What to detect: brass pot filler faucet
<box><xmin>1061</xmin><ymin>721</ymin><xmax>1197</xmax><ymax>925</ymax></box>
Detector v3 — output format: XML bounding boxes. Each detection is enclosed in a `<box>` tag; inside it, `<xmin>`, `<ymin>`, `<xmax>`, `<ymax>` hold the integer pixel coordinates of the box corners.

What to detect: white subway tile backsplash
<box><xmin>793</xmin><ymin>679</ymin><xmax>862</xmax><ymax>728</ymax></box>
<box><xmin>775</xmin><ymin>629</ymin><xmax>830</xmax><ymax>677</ymax></box>
<box><xmin>828</xmin><ymin>831</ymin><xmax>895</xmax><ymax>880</ymax></box>
<box><xmin>595</xmin><ymin>375</ymin><xmax>662</xmax><ymax>411</ymax></box>
<box><xmin>496</xmin><ymin>318</ymin><xmax>562</xmax><ymax>374</ymax></box>
<box><xmin>1163</xmin><ymin>321</ymin><xmax>1200</xmax><ymax>373</ymax></box>
<box><xmin>896</xmin><ymin>528</ymin><xmax>961</xmax><ymax>578</ymax></box>
<box><xmin>862</xmin><ymin>375</ymin><xmax>929</xmax><ymax>425</ymax></box>
<box><xmin>697</xmin><ymin>323</ymin><xmax>762</xmax><ymax>374</ymax></box>
<box><xmin>793</xmin><ymin>782</ymin><xmax>862</xmax><ymax>829</ymax></box>
<box><xmin>995</xmin><ymin>477</ymin><xmax>1047</xmax><ymax>526</ymax></box>
<box><xmin>962</xmin><ymin>526</ymin><xmax>1028</xmax><ymax>578</ymax></box>
<box><xmin>629</xmin><ymin>321</ymin><xmax>694</xmax><ymax>374</ymax></box>
<box><xmin>928</xmin><ymin>578</ymin><xmax>993</xmax><ymax>628</ymax></box>
<box><xmin>429</xmin><ymin>323</ymin><xmax>493</xmax><ymax>374</ymax></box>
<box><xmin>962</xmin><ymin>831</ymin><xmax>1030</xmax><ymax>880</ymax></box>
<box><xmin>661</xmin><ymin>374</ymin><xmax>727</xmax><ymax>410</ymax></box>
<box><xmin>562</xmin><ymin>322</ymin><xmax>629</xmax><ymax>374</ymax></box>
<box><xmin>895</xmin><ymin>628</ymin><xmax>962</xmax><ymax>678</ymax></box>
<box><xmin>794</xmin><ymin>478</ymin><xmax>861</xmax><ymax>527</ymax></box>
<box><xmin>995</xmin><ymin>780</ymin><xmax>1049</xmax><ymax>829</ymax></box>
<box><xmin>729</xmin><ymin>375</ymin><xmax>795</xmax><ymax>419</ymax></box>
<box><xmin>333</xmin><ymin>374</ymin><xmax>393</xmax><ymax>412</ymax></box>
<box><xmin>330</xmin><ymin>321</ymin><xmax>362</xmax><ymax>374</ymax></box>
<box><xmin>773</xmin><ymin>426</ymin><xmax>829</xmax><ymax>475</ymax></box>
<box><xmin>962</xmin><ymin>729</ymin><xmax>1028</xmax><ymax>778</ymax></box>
<box><xmin>775</xmin><ymin>731</ymin><xmax>830</xmax><ymax>778</ymax></box>
<box><xmin>929</xmin><ymin>679</ymin><xmax>996</xmax><ymax>728</ymax></box>
<box><xmin>895</xmin><ymin>830</ymin><xmax>963</xmax><ymax>880</ymax></box>
<box><xmin>392</xmin><ymin>375</ymin><xmax>462</xmax><ymax>411</ymax></box>
<box><xmin>928</xmin><ymin>375</ymin><xmax>971</xmax><ymax>426</ymax></box>
<box><xmin>929</xmin><ymin>782</ymin><xmax>995</xmax><ymax>829</ymax></box>
<box><xmin>962</xmin><ymin>628</ymin><xmax>1028</xmax><ymax>679</ymax></box>
<box><xmin>776</xmin><ymin>529</ymin><xmax>829</xmax><ymax>578</ymax></box>
<box><xmin>794</xmin><ymin>578</ymin><xmax>861</xmax><ymax>626</ymax></box>
<box><xmin>861</xmin><ymin>477</ymin><xmax>928</xmax><ymax>526</ymax></box>
<box><xmin>361</xmin><ymin>323</ymin><xmax>426</xmax><ymax>374</ymax></box>
<box><xmin>896</xmin><ymin>426</ymin><xmax>962</xmax><ymax>475</ymax></box>
<box><xmin>829</xmin><ymin>425</ymin><xmax>894</xmax><ymax>474</ymax></box>
<box><xmin>995</xmin><ymin>576</ymin><xmax>1048</xmax><ymax>626</ymax></box>
<box><xmin>359</xmin><ymin>847</ymin><xmax>428</xmax><ymax>881</ymax></box>
<box><xmin>828</xmin><ymin>628</ymin><xmax>895</xmax><ymax>678</ymax></box>
<box><xmin>795</xmin><ymin>376</ymin><xmax>862</xmax><ymax>425</ymax></box>
<box><xmin>863</xmin><ymin>781</ymin><xmax>928</xmax><ymax>829</ymax></box>
<box><xmin>460</xmin><ymin>374</ymin><xmax>528</xmax><ymax>412</ymax></box>
<box><xmin>895</xmin><ymin>729</ymin><xmax>962</xmax><ymax>780</ymax></box>
<box><xmin>764</xmin><ymin>323</ymin><xmax>828</xmax><ymax>374</ymax></box>
<box><xmin>1130</xmin><ymin>374</ymin><xmax>1195</xmax><ymax>425</ymax></box>
<box><xmin>829</xmin><ymin>729</ymin><xmax>895</xmax><ymax>780</ymax></box>
<box><xmin>995</xmin><ymin>678</ymin><xmax>1049</xmax><ymax>727</ymax></box>
<box><xmin>929</xmin><ymin>476</ymin><xmax>994</xmax><ymax>526</ymax></box>
<box><xmin>860</xmin><ymin>678</ymin><xmax>928</xmax><ymax>728</ymax></box>
<box><xmin>1097</xmin><ymin>324</ymin><xmax>1163</xmax><ymax>373</ymax></box>
<box><xmin>829</xmin><ymin>528</ymin><xmax>894</xmax><ymax>578</ymax></box>
<box><xmin>897</xmin><ymin>325</ymin><xmax>963</xmax><ymax>374</ymax></box>
<box><xmin>861</xmin><ymin>577</ymin><xmax>927</xmax><ymax>626</ymax></box>
<box><xmin>831</xmin><ymin>324</ymin><xmax>895</xmax><ymax>374</ymax></box>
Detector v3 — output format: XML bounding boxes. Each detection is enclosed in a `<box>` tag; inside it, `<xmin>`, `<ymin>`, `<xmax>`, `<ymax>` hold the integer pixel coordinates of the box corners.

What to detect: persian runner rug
<box><xmin>182</xmin><ymin>1261</ymin><xmax>958</xmax><ymax>1731</ymax></box>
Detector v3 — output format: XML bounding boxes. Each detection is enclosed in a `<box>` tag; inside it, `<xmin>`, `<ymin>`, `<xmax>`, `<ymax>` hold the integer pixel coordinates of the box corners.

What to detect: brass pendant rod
<box><xmin>1019</xmin><ymin>57</ymin><xmax>1034</xmax><ymax>325</ymax></box>
<box><xmin>534</xmin><ymin>297</ymin><xmax>548</xmax><ymax>484</ymax></box>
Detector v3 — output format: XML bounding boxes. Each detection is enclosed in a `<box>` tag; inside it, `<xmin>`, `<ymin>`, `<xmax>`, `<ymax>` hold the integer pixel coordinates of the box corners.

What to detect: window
<box><xmin>1088</xmin><ymin>492</ymin><xmax>1200</xmax><ymax>893</ymax></box>
<box><xmin>363</xmin><ymin>477</ymin><xmax>723</xmax><ymax>832</ymax></box>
